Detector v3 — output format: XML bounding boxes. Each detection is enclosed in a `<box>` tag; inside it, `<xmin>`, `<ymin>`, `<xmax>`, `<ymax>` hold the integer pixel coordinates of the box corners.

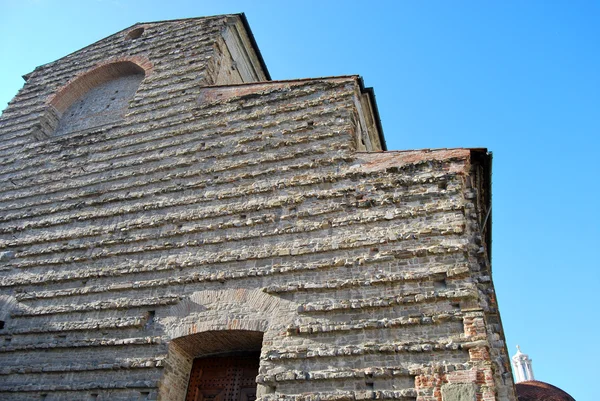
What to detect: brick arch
<box><xmin>48</xmin><ymin>56</ymin><xmax>152</xmax><ymax>114</ymax></box>
<box><xmin>172</xmin><ymin>329</ymin><xmax>264</xmax><ymax>361</ymax></box>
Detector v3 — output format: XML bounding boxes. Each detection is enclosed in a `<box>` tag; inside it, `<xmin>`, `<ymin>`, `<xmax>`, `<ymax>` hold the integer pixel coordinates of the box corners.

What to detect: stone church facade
<box><xmin>0</xmin><ymin>14</ymin><xmax>516</xmax><ymax>401</ymax></box>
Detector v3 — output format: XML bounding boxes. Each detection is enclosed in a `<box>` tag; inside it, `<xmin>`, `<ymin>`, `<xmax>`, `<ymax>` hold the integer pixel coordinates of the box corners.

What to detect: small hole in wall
<box><xmin>0</xmin><ymin>321</ymin><xmax>4</xmax><ymax>330</ymax></box>
<box><xmin>40</xmin><ymin>394</ymin><xmax>48</xmax><ymax>400</ymax></box>
<box><xmin>4</xmin><ymin>337</ymin><xmax>11</xmax><ymax>344</ymax></box>
<box><xmin>433</xmin><ymin>279</ymin><xmax>447</xmax><ymax>290</ymax></box>
<box><xmin>139</xmin><ymin>391</ymin><xmax>150</xmax><ymax>400</ymax></box>
<box><xmin>125</xmin><ymin>27</ymin><xmax>145</xmax><ymax>40</ymax></box>
<box><xmin>89</xmin><ymin>394</ymin><xmax>99</xmax><ymax>400</ymax></box>
<box><xmin>438</xmin><ymin>181</ymin><xmax>448</xmax><ymax>190</ymax></box>
<box><xmin>145</xmin><ymin>311</ymin><xmax>155</xmax><ymax>329</ymax></box>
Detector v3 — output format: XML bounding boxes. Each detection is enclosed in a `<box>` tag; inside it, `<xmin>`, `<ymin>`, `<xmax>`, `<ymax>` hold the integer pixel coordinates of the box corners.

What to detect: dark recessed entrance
<box><xmin>185</xmin><ymin>353</ymin><xmax>259</xmax><ymax>401</ymax></box>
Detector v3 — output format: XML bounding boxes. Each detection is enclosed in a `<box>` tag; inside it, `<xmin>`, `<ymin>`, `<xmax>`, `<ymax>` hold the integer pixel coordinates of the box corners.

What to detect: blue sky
<box><xmin>1</xmin><ymin>1</ymin><xmax>598</xmax><ymax>399</ymax></box>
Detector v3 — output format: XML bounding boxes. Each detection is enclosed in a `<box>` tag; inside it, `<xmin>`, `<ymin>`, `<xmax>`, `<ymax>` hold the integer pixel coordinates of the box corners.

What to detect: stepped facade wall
<box><xmin>0</xmin><ymin>15</ymin><xmax>515</xmax><ymax>401</ymax></box>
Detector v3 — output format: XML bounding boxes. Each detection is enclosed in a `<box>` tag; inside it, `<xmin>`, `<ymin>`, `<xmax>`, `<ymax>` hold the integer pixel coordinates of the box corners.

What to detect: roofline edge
<box><xmin>238</xmin><ymin>13</ymin><xmax>271</xmax><ymax>81</ymax></box>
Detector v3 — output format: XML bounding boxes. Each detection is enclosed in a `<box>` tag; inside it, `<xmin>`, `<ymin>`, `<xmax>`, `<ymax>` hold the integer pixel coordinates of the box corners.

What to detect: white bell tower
<box><xmin>512</xmin><ymin>345</ymin><xmax>535</xmax><ymax>383</ymax></box>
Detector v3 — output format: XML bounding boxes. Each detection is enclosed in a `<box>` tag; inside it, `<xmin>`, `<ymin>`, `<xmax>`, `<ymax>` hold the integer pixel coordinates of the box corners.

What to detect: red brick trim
<box><xmin>48</xmin><ymin>56</ymin><xmax>153</xmax><ymax>114</ymax></box>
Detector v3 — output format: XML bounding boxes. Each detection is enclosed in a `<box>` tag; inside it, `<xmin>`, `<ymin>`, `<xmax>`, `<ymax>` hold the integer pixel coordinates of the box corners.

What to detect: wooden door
<box><xmin>186</xmin><ymin>354</ymin><xmax>259</xmax><ymax>401</ymax></box>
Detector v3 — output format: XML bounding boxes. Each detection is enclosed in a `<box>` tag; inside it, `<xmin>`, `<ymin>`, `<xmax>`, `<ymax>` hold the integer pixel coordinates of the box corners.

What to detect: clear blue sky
<box><xmin>1</xmin><ymin>1</ymin><xmax>598</xmax><ymax>399</ymax></box>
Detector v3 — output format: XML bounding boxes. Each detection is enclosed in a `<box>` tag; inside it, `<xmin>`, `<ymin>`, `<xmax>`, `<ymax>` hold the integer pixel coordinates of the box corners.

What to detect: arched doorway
<box><xmin>157</xmin><ymin>289</ymin><xmax>297</xmax><ymax>401</ymax></box>
<box><xmin>186</xmin><ymin>352</ymin><xmax>259</xmax><ymax>401</ymax></box>
<box><xmin>159</xmin><ymin>330</ymin><xmax>264</xmax><ymax>401</ymax></box>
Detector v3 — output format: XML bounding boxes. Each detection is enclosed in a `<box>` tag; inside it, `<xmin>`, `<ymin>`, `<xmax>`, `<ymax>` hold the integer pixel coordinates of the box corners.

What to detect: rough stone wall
<box><xmin>0</xmin><ymin>15</ymin><xmax>516</xmax><ymax>401</ymax></box>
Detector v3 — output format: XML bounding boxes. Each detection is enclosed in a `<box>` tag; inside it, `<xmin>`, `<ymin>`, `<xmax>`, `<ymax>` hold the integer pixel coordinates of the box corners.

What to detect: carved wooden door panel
<box><xmin>186</xmin><ymin>354</ymin><xmax>259</xmax><ymax>401</ymax></box>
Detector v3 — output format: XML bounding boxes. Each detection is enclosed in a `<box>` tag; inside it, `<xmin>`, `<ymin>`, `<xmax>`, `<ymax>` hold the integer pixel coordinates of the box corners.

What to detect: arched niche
<box><xmin>39</xmin><ymin>60</ymin><xmax>148</xmax><ymax>138</ymax></box>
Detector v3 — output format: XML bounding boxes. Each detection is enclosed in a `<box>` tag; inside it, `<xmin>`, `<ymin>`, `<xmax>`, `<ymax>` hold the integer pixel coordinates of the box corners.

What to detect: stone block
<box><xmin>441</xmin><ymin>383</ymin><xmax>477</xmax><ymax>401</ymax></box>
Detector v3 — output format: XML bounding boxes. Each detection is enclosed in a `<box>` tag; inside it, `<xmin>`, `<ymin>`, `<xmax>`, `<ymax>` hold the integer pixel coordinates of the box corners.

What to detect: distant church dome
<box><xmin>512</xmin><ymin>346</ymin><xmax>576</xmax><ymax>401</ymax></box>
<box><xmin>516</xmin><ymin>380</ymin><xmax>575</xmax><ymax>401</ymax></box>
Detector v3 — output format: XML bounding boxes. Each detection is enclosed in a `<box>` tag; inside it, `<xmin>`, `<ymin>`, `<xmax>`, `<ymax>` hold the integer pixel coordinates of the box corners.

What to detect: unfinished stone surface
<box><xmin>441</xmin><ymin>383</ymin><xmax>477</xmax><ymax>401</ymax></box>
<box><xmin>0</xmin><ymin>14</ymin><xmax>516</xmax><ymax>401</ymax></box>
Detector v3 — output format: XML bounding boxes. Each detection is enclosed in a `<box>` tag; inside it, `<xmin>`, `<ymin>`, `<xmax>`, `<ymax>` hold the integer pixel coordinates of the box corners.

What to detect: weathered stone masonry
<box><xmin>0</xmin><ymin>14</ymin><xmax>516</xmax><ymax>401</ymax></box>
